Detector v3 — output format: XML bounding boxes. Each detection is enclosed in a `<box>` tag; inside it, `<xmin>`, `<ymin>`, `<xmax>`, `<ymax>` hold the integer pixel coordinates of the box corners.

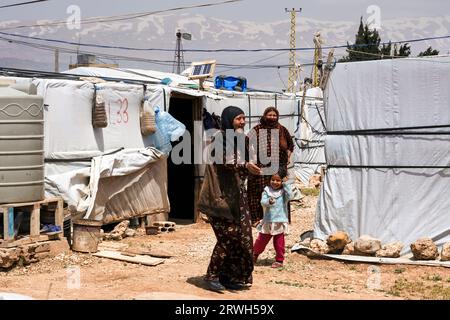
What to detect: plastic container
<box><xmin>0</xmin><ymin>84</ymin><xmax>44</xmax><ymax>203</ymax></box>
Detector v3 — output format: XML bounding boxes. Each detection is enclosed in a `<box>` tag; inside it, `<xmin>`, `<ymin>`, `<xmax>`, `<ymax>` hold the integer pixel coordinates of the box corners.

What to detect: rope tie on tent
<box><xmin>328</xmin><ymin>165</ymin><xmax>450</xmax><ymax>169</ymax></box>
<box><xmin>326</xmin><ymin>124</ymin><xmax>450</xmax><ymax>169</ymax></box>
<box><xmin>314</xmin><ymin>103</ymin><xmax>327</xmax><ymax>131</ymax></box>
<box><xmin>44</xmin><ymin>147</ymin><xmax>125</xmax><ymax>163</ymax></box>
<box><xmin>327</xmin><ymin>124</ymin><xmax>450</xmax><ymax>135</ymax></box>
<box><xmin>91</xmin><ymin>84</ymin><xmax>108</xmax><ymax>128</ymax></box>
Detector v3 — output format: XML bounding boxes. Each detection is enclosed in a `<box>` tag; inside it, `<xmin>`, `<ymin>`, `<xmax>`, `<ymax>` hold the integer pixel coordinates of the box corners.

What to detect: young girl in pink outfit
<box><xmin>253</xmin><ymin>169</ymin><xmax>295</xmax><ymax>268</ymax></box>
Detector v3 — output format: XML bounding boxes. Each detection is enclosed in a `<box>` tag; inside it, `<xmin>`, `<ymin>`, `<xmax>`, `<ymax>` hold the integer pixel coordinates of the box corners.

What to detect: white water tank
<box><xmin>0</xmin><ymin>84</ymin><xmax>44</xmax><ymax>203</ymax></box>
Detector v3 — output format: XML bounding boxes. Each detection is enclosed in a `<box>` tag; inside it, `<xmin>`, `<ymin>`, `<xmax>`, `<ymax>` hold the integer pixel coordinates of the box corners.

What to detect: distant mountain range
<box><xmin>0</xmin><ymin>13</ymin><xmax>448</xmax><ymax>90</ymax></box>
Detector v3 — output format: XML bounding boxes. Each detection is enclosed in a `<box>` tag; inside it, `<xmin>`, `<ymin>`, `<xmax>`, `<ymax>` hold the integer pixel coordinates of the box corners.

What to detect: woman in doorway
<box><xmin>247</xmin><ymin>106</ymin><xmax>294</xmax><ymax>225</ymax></box>
<box><xmin>199</xmin><ymin>106</ymin><xmax>261</xmax><ymax>292</ymax></box>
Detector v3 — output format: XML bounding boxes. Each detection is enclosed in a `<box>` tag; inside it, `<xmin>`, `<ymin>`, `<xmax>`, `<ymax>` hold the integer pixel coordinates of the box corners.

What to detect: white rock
<box><xmin>410</xmin><ymin>238</ymin><xmax>439</xmax><ymax>260</ymax></box>
<box><xmin>309</xmin><ymin>239</ymin><xmax>329</xmax><ymax>254</ymax></box>
<box><xmin>124</xmin><ymin>228</ymin><xmax>136</xmax><ymax>238</ymax></box>
<box><xmin>354</xmin><ymin>235</ymin><xmax>381</xmax><ymax>256</ymax></box>
<box><xmin>440</xmin><ymin>242</ymin><xmax>450</xmax><ymax>261</ymax></box>
<box><xmin>375</xmin><ymin>242</ymin><xmax>404</xmax><ymax>258</ymax></box>
<box><xmin>342</xmin><ymin>242</ymin><xmax>355</xmax><ymax>255</ymax></box>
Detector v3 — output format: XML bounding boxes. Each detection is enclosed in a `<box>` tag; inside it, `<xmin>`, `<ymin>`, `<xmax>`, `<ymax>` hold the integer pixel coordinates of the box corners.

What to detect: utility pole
<box><xmin>54</xmin><ymin>48</ymin><xmax>59</xmax><ymax>73</ymax></box>
<box><xmin>285</xmin><ymin>8</ymin><xmax>302</xmax><ymax>93</ymax></box>
<box><xmin>172</xmin><ymin>29</ymin><xmax>191</xmax><ymax>74</ymax></box>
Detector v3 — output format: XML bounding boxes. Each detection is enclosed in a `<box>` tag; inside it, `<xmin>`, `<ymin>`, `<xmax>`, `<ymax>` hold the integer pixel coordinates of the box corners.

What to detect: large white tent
<box><xmin>314</xmin><ymin>55</ymin><xmax>450</xmax><ymax>252</ymax></box>
<box><xmin>1</xmin><ymin>67</ymin><xmax>310</xmax><ymax>224</ymax></box>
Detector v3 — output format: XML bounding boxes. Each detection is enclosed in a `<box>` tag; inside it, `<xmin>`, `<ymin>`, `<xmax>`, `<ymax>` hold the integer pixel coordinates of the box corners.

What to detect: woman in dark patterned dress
<box><xmin>199</xmin><ymin>106</ymin><xmax>261</xmax><ymax>292</ymax></box>
<box><xmin>247</xmin><ymin>107</ymin><xmax>294</xmax><ymax>225</ymax></box>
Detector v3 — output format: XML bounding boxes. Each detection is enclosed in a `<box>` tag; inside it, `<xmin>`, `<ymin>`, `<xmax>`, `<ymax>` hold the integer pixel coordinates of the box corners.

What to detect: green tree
<box><xmin>340</xmin><ymin>18</ymin><xmax>412</xmax><ymax>61</ymax></box>
<box><xmin>397</xmin><ymin>43</ymin><xmax>411</xmax><ymax>57</ymax></box>
<box><xmin>340</xmin><ymin>17</ymin><xmax>381</xmax><ymax>62</ymax></box>
<box><xmin>418</xmin><ymin>46</ymin><xmax>440</xmax><ymax>56</ymax></box>
<box><xmin>380</xmin><ymin>41</ymin><xmax>392</xmax><ymax>58</ymax></box>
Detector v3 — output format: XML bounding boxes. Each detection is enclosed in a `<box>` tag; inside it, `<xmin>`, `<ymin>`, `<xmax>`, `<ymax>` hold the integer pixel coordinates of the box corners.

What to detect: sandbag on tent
<box><xmin>314</xmin><ymin>56</ymin><xmax>450</xmax><ymax>253</ymax></box>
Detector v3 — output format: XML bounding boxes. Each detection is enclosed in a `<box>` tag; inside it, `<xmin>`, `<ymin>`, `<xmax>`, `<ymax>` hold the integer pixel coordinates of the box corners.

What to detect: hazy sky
<box><xmin>0</xmin><ymin>0</ymin><xmax>448</xmax><ymax>23</ymax></box>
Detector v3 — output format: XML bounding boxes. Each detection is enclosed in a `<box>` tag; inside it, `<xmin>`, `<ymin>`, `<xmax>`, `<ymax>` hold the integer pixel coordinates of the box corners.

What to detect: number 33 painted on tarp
<box><xmin>108</xmin><ymin>98</ymin><xmax>129</xmax><ymax>125</ymax></box>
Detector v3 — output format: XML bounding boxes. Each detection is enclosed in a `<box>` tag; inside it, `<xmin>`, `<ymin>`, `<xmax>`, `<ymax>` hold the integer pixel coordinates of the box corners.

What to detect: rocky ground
<box><xmin>0</xmin><ymin>194</ymin><xmax>449</xmax><ymax>300</ymax></box>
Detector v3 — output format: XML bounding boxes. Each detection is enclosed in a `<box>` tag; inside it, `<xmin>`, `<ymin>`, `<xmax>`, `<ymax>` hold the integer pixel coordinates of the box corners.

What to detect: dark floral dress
<box><xmin>204</xmin><ymin>164</ymin><xmax>254</xmax><ymax>284</ymax></box>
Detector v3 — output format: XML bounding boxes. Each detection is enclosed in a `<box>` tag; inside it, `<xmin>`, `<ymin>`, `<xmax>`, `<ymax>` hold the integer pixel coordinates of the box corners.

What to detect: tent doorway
<box><xmin>167</xmin><ymin>93</ymin><xmax>202</xmax><ymax>221</ymax></box>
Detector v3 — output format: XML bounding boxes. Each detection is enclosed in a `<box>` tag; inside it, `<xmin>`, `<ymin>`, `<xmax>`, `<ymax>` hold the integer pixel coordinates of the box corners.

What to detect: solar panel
<box><xmin>188</xmin><ymin>60</ymin><xmax>216</xmax><ymax>80</ymax></box>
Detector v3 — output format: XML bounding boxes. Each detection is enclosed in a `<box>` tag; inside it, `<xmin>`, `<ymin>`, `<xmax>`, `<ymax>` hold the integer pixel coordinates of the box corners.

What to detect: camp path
<box><xmin>0</xmin><ymin>195</ymin><xmax>449</xmax><ymax>300</ymax></box>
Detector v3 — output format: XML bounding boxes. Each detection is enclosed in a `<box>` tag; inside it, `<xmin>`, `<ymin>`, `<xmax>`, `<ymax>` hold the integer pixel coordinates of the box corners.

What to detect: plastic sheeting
<box><xmin>44</xmin><ymin>148</ymin><xmax>170</xmax><ymax>223</ymax></box>
<box><xmin>315</xmin><ymin>56</ymin><xmax>450</xmax><ymax>252</ymax></box>
<box><xmin>34</xmin><ymin>79</ymin><xmax>148</xmax><ymax>158</ymax></box>
<box><xmin>83</xmin><ymin>148</ymin><xmax>169</xmax><ymax>224</ymax></box>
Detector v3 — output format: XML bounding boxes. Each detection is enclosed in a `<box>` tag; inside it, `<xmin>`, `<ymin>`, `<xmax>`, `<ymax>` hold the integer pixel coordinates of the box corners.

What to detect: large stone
<box><xmin>105</xmin><ymin>220</ymin><xmax>131</xmax><ymax>241</ymax></box>
<box><xmin>0</xmin><ymin>248</ymin><xmax>21</xmax><ymax>268</ymax></box>
<box><xmin>124</xmin><ymin>228</ymin><xmax>136</xmax><ymax>238</ymax></box>
<box><xmin>440</xmin><ymin>242</ymin><xmax>450</xmax><ymax>261</ymax></box>
<box><xmin>375</xmin><ymin>242</ymin><xmax>404</xmax><ymax>258</ymax></box>
<box><xmin>342</xmin><ymin>242</ymin><xmax>355</xmax><ymax>255</ymax></box>
<box><xmin>309</xmin><ymin>239</ymin><xmax>329</xmax><ymax>255</ymax></box>
<box><xmin>327</xmin><ymin>231</ymin><xmax>351</xmax><ymax>253</ymax></box>
<box><xmin>410</xmin><ymin>238</ymin><xmax>439</xmax><ymax>260</ymax></box>
<box><xmin>354</xmin><ymin>235</ymin><xmax>381</xmax><ymax>256</ymax></box>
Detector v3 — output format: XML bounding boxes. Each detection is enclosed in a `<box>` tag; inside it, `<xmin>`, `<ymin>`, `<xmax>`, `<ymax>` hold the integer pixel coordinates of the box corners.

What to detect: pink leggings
<box><xmin>253</xmin><ymin>233</ymin><xmax>285</xmax><ymax>263</ymax></box>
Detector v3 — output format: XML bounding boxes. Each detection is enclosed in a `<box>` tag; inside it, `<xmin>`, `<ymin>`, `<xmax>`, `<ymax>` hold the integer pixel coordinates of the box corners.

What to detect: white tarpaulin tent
<box><xmin>1</xmin><ymin>66</ymin><xmax>313</xmax><ymax>224</ymax></box>
<box><xmin>314</xmin><ymin>55</ymin><xmax>450</xmax><ymax>252</ymax></box>
<box><xmin>30</xmin><ymin>78</ymin><xmax>172</xmax><ymax>223</ymax></box>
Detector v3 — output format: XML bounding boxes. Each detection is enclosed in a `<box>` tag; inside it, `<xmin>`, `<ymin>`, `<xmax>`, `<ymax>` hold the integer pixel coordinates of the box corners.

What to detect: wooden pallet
<box><xmin>0</xmin><ymin>197</ymin><xmax>64</xmax><ymax>248</ymax></box>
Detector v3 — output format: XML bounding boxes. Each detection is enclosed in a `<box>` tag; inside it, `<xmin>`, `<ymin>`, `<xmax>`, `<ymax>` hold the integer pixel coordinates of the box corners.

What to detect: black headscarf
<box><xmin>217</xmin><ymin>106</ymin><xmax>246</xmax><ymax>164</ymax></box>
<box><xmin>221</xmin><ymin>106</ymin><xmax>245</xmax><ymax>130</ymax></box>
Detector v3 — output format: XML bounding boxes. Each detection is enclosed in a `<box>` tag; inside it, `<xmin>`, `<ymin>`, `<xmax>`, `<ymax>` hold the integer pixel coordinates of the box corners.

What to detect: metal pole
<box><xmin>285</xmin><ymin>8</ymin><xmax>302</xmax><ymax>93</ymax></box>
<box><xmin>176</xmin><ymin>30</ymin><xmax>181</xmax><ymax>74</ymax></box>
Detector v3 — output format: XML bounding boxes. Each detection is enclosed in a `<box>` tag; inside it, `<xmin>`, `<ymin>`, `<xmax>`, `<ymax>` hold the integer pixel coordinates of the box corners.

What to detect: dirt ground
<box><xmin>0</xmin><ymin>194</ymin><xmax>449</xmax><ymax>300</ymax></box>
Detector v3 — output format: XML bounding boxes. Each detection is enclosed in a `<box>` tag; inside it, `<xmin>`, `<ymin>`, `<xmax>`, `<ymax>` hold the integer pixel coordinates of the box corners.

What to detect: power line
<box><xmin>215</xmin><ymin>51</ymin><xmax>287</xmax><ymax>72</ymax></box>
<box><xmin>0</xmin><ymin>0</ymin><xmax>50</xmax><ymax>9</ymax></box>
<box><xmin>0</xmin><ymin>35</ymin><xmax>301</xmax><ymax>69</ymax></box>
<box><xmin>1</xmin><ymin>30</ymin><xmax>448</xmax><ymax>53</ymax></box>
<box><xmin>0</xmin><ymin>0</ymin><xmax>243</xmax><ymax>31</ymax></box>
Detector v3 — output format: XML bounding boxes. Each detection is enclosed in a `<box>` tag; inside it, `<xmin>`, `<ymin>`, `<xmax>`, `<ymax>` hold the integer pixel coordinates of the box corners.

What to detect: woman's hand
<box><xmin>246</xmin><ymin>162</ymin><xmax>261</xmax><ymax>175</ymax></box>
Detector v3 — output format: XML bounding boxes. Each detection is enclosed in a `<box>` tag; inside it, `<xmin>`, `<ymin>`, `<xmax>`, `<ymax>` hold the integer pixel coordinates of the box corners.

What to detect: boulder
<box><xmin>327</xmin><ymin>231</ymin><xmax>351</xmax><ymax>253</ymax></box>
<box><xmin>375</xmin><ymin>242</ymin><xmax>404</xmax><ymax>258</ymax></box>
<box><xmin>105</xmin><ymin>220</ymin><xmax>130</xmax><ymax>241</ymax></box>
<box><xmin>440</xmin><ymin>242</ymin><xmax>450</xmax><ymax>261</ymax></box>
<box><xmin>124</xmin><ymin>228</ymin><xmax>136</xmax><ymax>238</ymax></box>
<box><xmin>342</xmin><ymin>242</ymin><xmax>355</xmax><ymax>255</ymax></box>
<box><xmin>309</xmin><ymin>239</ymin><xmax>329</xmax><ymax>255</ymax></box>
<box><xmin>354</xmin><ymin>235</ymin><xmax>381</xmax><ymax>256</ymax></box>
<box><xmin>410</xmin><ymin>238</ymin><xmax>439</xmax><ymax>260</ymax></box>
